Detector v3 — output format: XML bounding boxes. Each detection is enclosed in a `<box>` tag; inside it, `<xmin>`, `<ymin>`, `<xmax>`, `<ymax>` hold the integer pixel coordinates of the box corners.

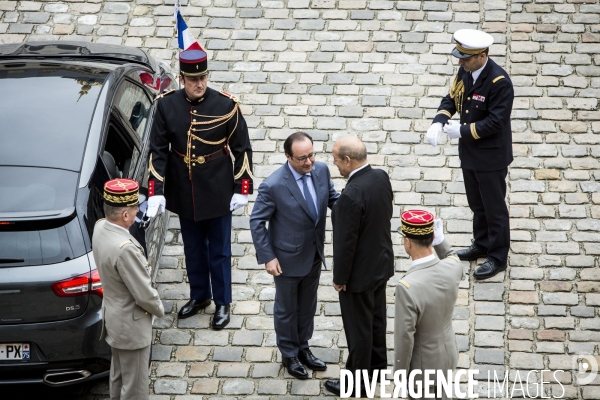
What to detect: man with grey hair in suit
<box><xmin>394</xmin><ymin>210</ymin><xmax>464</xmax><ymax>400</ymax></box>
<box><xmin>93</xmin><ymin>178</ymin><xmax>164</xmax><ymax>400</ymax></box>
<box><xmin>250</xmin><ymin>131</ymin><xmax>339</xmax><ymax>379</ymax></box>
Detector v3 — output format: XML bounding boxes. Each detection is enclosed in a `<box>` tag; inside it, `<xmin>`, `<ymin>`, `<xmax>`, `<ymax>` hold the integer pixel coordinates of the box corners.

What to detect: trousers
<box><xmin>179</xmin><ymin>214</ymin><xmax>232</xmax><ymax>305</ymax></box>
<box><xmin>109</xmin><ymin>345</ymin><xmax>150</xmax><ymax>400</ymax></box>
<box><xmin>462</xmin><ymin>167</ymin><xmax>510</xmax><ymax>265</ymax></box>
<box><xmin>273</xmin><ymin>252</ymin><xmax>321</xmax><ymax>358</ymax></box>
<box><xmin>339</xmin><ymin>280</ymin><xmax>388</xmax><ymax>375</ymax></box>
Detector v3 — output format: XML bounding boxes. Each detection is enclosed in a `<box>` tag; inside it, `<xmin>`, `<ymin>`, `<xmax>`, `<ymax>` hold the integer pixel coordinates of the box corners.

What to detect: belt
<box><xmin>172</xmin><ymin>145</ymin><xmax>229</xmax><ymax>166</ymax></box>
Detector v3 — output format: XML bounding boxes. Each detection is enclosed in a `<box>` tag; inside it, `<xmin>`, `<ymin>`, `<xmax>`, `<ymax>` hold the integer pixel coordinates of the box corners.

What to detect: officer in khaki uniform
<box><xmin>93</xmin><ymin>178</ymin><xmax>164</xmax><ymax>400</ymax></box>
<box><xmin>394</xmin><ymin>210</ymin><xmax>464</xmax><ymax>399</ymax></box>
<box><xmin>426</xmin><ymin>29</ymin><xmax>514</xmax><ymax>280</ymax></box>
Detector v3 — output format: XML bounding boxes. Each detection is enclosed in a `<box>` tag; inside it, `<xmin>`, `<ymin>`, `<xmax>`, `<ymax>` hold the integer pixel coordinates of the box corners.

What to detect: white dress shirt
<box><xmin>288</xmin><ymin>163</ymin><xmax>318</xmax><ymax>218</ymax></box>
<box><xmin>471</xmin><ymin>59</ymin><xmax>488</xmax><ymax>85</ymax></box>
<box><xmin>349</xmin><ymin>163</ymin><xmax>369</xmax><ymax>179</ymax></box>
<box><xmin>409</xmin><ymin>254</ymin><xmax>436</xmax><ymax>270</ymax></box>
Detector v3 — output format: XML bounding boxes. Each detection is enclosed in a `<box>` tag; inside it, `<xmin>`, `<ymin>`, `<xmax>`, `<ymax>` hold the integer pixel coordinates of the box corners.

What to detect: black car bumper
<box><xmin>0</xmin><ymin>299</ymin><xmax>110</xmax><ymax>386</ymax></box>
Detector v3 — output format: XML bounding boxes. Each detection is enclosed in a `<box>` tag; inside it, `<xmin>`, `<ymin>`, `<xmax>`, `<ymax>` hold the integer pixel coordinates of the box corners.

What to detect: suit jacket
<box><xmin>393</xmin><ymin>239</ymin><xmax>464</xmax><ymax>378</ymax></box>
<box><xmin>250</xmin><ymin>161</ymin><xmax>339</xmax><ymax>277</ymax></box>
<box><xmin>92</xmin><ymin>219</ymin><xmax>164</xmax><ymax>350</ymax></box>
<box><xmin>433</xmin><ymin>57</ymin><xmax>514</xmax><ymax>171</ymax></box>
<box><xmin>149</xmin><ymin>87</ymin><xmax>254</xmax><ymax>221</ymax></box>
<box><xmin>331</xmin><ymin>165</ymin><xmax>394</xmax><ymax>292</ymax></box>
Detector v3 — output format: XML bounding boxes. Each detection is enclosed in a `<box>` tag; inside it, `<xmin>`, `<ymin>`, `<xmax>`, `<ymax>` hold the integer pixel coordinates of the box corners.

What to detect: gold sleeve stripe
<box><xmin>493</xmin><ymin>76</ymin><xmax>505</xmax><ymax>84</ymax></box>
<box><xmin>399</xmin><ymin>280</ymin><xmax>410</xmax><ymax>289</ymax></box>
<box><xmin>436</xmin><ymin>110</ymin><xmax>452</xmax><ymax>118</ymax></box>
<box><xmin>119</xmin><ymin>240</ymin><xmax>132</xmax><ymax>248</ymax></box>
<box><xmin>149</xmin><ymin>154</ymin><xmax>164</xmax><ymax>182</ymax></box>
<box><xmin>470</xmin><ymin>123</ymin><xmax>480</xmax><ymax>140</ymax></box>
<box><xmin>447</xmin><ymin>255</ymin><xmax>460</xmax><ymax>263</ymax></box>
<box><xmin>234</xmin><ymin>152</ymin><xmax>255</xmax><ymax>180</ymax></box>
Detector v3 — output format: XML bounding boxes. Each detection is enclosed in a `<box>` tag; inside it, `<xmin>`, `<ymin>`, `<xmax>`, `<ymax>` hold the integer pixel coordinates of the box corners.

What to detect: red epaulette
<box><xmin>219</xmin><ymin>90</ymin><xmax>239</xmax><ymax>103</ymax></box>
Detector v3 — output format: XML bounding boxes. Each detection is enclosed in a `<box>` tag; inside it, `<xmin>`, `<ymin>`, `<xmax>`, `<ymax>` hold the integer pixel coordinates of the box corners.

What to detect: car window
<box><xmin>0</xmin><ymin>63</ymin><xmax>108</xmax><ymax>171</ymax></box>
<box><xmin>0</xmin><ymin>216</ymin><xmax>86</xmax><ymax>267</ymax></box>
<box><xmin>0</xmin><ymin>167</ymin><xmax>78</xmax><ymax>214</ymax></box>
<box><xmin>113</xmin><ymin>80</ymin><xmax>152</xmax><ymax>141</ymax></box>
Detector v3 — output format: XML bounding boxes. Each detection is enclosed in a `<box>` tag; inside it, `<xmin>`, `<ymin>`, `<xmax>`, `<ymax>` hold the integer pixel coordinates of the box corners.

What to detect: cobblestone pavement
<box><xmin>3</xmin><ymin>0</ymin><xmax>600</xmax><ymax>398</ymax></box>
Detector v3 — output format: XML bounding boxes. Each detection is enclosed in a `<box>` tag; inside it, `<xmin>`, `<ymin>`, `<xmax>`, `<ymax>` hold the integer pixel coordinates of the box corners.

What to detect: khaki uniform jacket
<box><xmin>394</xmin><ymin>239</ymin><xmax>464</xmax><ymax>377</ymax></box>
<box><xmin>92</xmin><ymin>220</ymin><xmax>164</xmax><ymax>350</ymax></box>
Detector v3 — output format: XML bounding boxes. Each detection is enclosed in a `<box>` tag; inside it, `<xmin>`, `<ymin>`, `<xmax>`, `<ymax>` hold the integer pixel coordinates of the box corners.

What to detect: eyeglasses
<box><xmin>292</xmin><ymin>153</ymin><xmax>316</xmax><ymax>163</ymax></box>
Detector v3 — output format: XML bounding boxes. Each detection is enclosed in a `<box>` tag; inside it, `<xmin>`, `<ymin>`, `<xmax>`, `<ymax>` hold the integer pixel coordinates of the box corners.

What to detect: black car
<box><xmin>0</xmin><ymin>41</ymin><xmax>176</xmax><ymax>386</ymax></box>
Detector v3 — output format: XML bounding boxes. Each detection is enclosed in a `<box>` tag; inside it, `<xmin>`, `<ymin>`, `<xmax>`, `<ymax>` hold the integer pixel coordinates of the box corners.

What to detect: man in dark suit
<box><xmin>325</xmin><ymin>136</ymin><xmax>394</xmax><ymax>396</ymax></box>
<box><xmin>250</xmin><ymin>132</ymin><xmax>339</xmax><ymax>379</ymax></box>
<box><xmin>426</xmin><ymin>29</ymin><xmax>514</xmax><ymax>280</ymax></box>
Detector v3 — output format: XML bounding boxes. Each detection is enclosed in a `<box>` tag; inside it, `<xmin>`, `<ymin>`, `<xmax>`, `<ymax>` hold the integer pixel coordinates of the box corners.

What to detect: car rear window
<box><xmin>0</xmin><ymin>216</ymin><xmax>86</xmax><ymax>267</ymax></box>
<box><xmin>0</xmin><ymin>167</ymin><xmax>86</xmax><ymax>267</ymax></box>
<box><xmin>0</xmin><ymin>63</ymin><xmax>108</xmax><ymax>172</ymax></box>
<box><xmin>0</xmin><ymin>167</ymin><xmax>78</xmax><ymax>214</ymax></box>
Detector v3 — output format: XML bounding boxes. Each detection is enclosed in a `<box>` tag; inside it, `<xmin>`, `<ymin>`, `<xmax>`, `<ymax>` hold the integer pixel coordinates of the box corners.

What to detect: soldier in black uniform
<box><xmin>426</xmin><ymin>29</ymin><xmax>514</xmax><ymax>280</ymax></box>
<box><xmin>146</xmin><ymin>49</ymin><xmax>253</xmax><ymax>328</ymax></box>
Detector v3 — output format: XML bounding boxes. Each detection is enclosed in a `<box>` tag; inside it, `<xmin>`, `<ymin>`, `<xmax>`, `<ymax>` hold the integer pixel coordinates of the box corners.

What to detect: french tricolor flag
<box><xmin>175</xmin><ymin>4</ymin><xmax>203</xmax><ymax>51</ymax></box>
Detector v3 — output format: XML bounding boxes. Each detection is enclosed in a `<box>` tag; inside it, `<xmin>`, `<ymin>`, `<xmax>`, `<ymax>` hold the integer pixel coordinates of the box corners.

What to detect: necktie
<box><xmin>470</xmin><ymin>73</ymin><xmax>474</xmax><ymax>88</ymax></box>
<box><xmin>302</xmin><ymin>174</ymin><xmax>318</xmax><ymax>221</ymax></box>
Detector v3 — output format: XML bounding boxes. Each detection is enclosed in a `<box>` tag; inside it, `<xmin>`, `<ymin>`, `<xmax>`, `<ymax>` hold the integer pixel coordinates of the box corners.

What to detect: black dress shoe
<box><xmin>212</xmin><ymin>304</ymin><xmax>230</xmax><ymax>330</ymax></box>
<box><xmin>325</xmin><ymin>379</ymin><xmax>341</xmax><ymax>395</ymax></box>
<box><xmin>178</xmin><ymin>298</ymin><xmax>211</xmax><ymax>319</ymax></box>
<box><xmin>282</xmin><ymin>356</ymin><xmax>308</xmax><ymax>379</ymax></box>
<box><xmin>457</xmin><ymin>242</ymin><xmax>487</xmax><ymax>261</ymax></box>
<box><xmin>298</xmin><ymin>348</ymin><xmax>327</xmax><ymax>371</ymax></box>
<box><xmin>474</xmin><ymin>258</ymin><xmax>507</xmax><ymax>280</ymax></box>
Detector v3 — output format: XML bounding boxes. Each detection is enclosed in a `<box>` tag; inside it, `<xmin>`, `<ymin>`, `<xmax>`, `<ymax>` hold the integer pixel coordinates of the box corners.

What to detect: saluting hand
<box><xmin>266</xmin><ymin>258</ymin><xmax>282</xmax><ymax>276</ymax></box>
<box><xmin>432</xmin><ymin>219</ymin><xmax>445</xmax><ymax>247</ymax></box>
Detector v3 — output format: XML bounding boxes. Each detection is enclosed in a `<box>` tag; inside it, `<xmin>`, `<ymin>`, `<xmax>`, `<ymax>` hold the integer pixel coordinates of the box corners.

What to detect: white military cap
<box><xmin>452</xmin><ymin>29</ymin><xmax>494</xmax><ymax>59</ymax></box>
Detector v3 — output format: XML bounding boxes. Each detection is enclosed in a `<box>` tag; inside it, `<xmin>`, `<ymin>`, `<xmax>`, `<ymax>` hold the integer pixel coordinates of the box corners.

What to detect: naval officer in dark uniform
<box><xmin>426</xmin><ymin>29</ymin><xmax>514</xmax><ymax>280</ymax></box>
<box><xmin>146</xmin><ymin>49</ymin><xmax>254</xmax><ymax>328</ymax></box>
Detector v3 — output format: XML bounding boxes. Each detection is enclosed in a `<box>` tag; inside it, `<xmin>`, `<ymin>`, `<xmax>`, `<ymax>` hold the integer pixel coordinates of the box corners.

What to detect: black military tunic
<box><xmin>433</xmin><ymin>57</ymin><xmax>514</xmax><ymax>171</ymax></box>
<box><xmin>148</xmin><ymin>87</ymin><xmax>253</xmax><ymax>221</ymax></box>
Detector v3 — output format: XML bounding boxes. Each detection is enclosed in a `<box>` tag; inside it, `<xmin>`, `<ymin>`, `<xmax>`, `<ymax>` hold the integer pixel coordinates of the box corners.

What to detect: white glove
<box><xmin>432</xmin><ymin>219</ymin><xmax>445</xmax><ymax>247</ymax></box>
<box><xmin>146</xmin><ymin>195</ymin><xmax>165</xmax><ymax>218</ymax></box>
<box><xmin>230</xmin><ymin>193</ymin><xmax>248</xmax><ymax>211</ymax></box>
<box><xmin>426</xmin><ymin>122</ymin><xmax>443</xmax><ymax>146</ymax></box>
<box><xmin>443</xmin><ymin>120</ymin><xmax>462</xmax><ymax>139</ymax></box>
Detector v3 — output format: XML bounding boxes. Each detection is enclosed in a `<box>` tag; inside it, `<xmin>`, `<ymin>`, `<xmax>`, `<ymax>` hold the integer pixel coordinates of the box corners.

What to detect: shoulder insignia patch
<box><xmin>95</xmin><ymin>218</ymin><xmax>105</xmax><ymax>225</ymax></box>
<box><xmin>493</xmin><ymin>76</ymin><xmax>505</xmax><ymax>84</ymax></box>
<box><xmin>154</xmin><ymin>89</ymin><xmax>175</xmax><ymax>102</ymax></box>
<box><xmin>447</xmin><ymin>255</ymin><xmax>460</xmax><ymax>263</ymax></box>
<box><xmin>219</xmin><ymin>90</ymin><xmax>240</xmax><ymax>103</ymax></box>
<box><xmin>119</xmin><ymin>240</ymin><xmax>133</xmax><ymax>249</ymax></box>
<box><xmin>399</xmin><ymin>280</ymin><xmax>410</xmax><ymax>289</ymax></box>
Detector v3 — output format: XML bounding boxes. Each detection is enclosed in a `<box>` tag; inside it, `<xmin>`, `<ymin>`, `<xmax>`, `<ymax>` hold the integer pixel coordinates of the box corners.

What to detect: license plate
<box><xmin>0</xmin><ymin>343</ymin><xmax>30</xmax><ymax>360</ymax></box>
